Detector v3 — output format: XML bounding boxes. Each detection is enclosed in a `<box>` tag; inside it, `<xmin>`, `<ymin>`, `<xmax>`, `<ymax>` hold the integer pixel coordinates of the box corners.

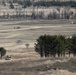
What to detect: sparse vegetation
<box><xmin>25</xmin><ymin>43</ymin><xmax>30</xmax><ymax>49</ymax></box>
<box><xmin>0</xmin><ymin>19</ymin><xmax>75</xmax><ymax>75</ymax></box>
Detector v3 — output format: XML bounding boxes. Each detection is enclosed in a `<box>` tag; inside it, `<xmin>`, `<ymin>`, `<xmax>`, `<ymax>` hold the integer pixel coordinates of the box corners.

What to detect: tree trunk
<box><xmin>40</xmin><ymin>52</ymin><xmax>43</xmax><ymax>57</ymax></box>
<box><xmin>1</xmin><ymin>54</ymin><xmax>2</xmax><ymax>59</ymax></box>
<box><xmin>69</xmin><ymin>51</ymin><xmax>70</xmax><ymax>57</ymax></box>
<box><xmin>58</xmin><ymin>53</ymin><xmax>60</xmax><ymax>57</ymax></box>
<box><xmin>63</xmin><ymin>52</ymin><xmax>65</xmax><ymax>57</ymax></box>
<box><xmin>61</xmin><ymin>53</ymin><xmax>63</xmax><ymax>57</ymax></box>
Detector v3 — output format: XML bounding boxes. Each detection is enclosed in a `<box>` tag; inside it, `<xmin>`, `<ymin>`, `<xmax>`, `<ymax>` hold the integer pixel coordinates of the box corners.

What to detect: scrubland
<box><xmin>0</xmin><ymin>19</ymin><xmax>76</xmax><ymax>75</ymax></box>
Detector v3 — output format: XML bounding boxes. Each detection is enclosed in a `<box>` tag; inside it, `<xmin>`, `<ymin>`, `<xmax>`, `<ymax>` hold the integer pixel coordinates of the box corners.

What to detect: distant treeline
<box><xmin>17</xmin><ymin>1</ymin><xmax>76</xmax><ymax>8</ymax></box>
<box><xmin>0</xmin><ymin>10</ymin><xmax>76</xmax><ymax>20</ymax></box>
<box><xmin>1</xmin><ymin>1</ymin><xmax>76</xmax><ymax>20</ymax></box>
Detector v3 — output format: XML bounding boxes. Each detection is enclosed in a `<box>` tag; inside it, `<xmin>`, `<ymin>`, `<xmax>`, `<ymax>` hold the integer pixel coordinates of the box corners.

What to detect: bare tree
<box><xmin>25</xmin><ymin>43</ymin><xmax>30</xmax><ymax>49</ymax></box>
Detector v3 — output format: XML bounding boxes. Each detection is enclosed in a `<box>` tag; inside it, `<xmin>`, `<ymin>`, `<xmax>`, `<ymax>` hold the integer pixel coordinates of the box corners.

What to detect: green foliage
<box><xmin>33</xmin><ymin>1</ymin><xmax>76</xmax><ymax>7</ymax></box>
<box><xmin>9</xmin><ymin>2</ymin><xmax>14</xmax><ymax>9</ymax></box>
<box><xmin>18</xmin><ymin>0</ymin><xmax>32</xmax><ymax>8</ymax></box>
<box><xmin>17</xmin><ymin>1</ymin><xmax>76</xmax><ymax>7</ymax></box>
<box><xmin>70</xmin><ymin>35</ymin><xmax>76</xmax><ymax>56</ymax></box>
<box><xmin>35</xmin><ymin>35</ymin><xmax>67</xmax><ymax>57</ymax></box>
<box><xmin>35</xmin><ymin>34</ymin><xmax>76</xmax><ymax>58</ymax></box>
<box><xmin>56</xmin><ymin>35</ymin><xmax>67</xmax><ymax>57</ymax></box>
<box><xmin>0</xmin><ymin>47</ymin><xmax>6</xmax><ymax>59</ymax></box>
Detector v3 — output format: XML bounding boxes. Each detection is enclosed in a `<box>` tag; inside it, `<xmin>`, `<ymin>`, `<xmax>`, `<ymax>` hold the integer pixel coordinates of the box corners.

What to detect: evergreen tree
<box><xmin>10</xmin><ymin>2</ymin><xmax>14</xmax><ymax>9</ymax></box>
<box><xmin>0</xmin><ymin>47</ymin><xmax>6</xmax><ymax>59</ymax></box>
<box><xmin>70</xmin><ymin>35</ymin><xmax>76</xmax><ymax>56</ymax></box>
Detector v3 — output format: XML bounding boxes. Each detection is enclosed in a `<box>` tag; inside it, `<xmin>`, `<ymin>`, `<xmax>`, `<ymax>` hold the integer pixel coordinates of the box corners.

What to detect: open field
<box><xmin>0</xmin><ymin>19</ymin><xmax>76</xmax><ymax>75</ymax></box>
<box><xmin>0</xmin><ymin>20</ymin><xmax>76</xmax><ymax>47</ymax></box>
<box><xmin>0</xmin><ymin>19</ymin><xmax>76</xmax><ymax>58</ymax></box>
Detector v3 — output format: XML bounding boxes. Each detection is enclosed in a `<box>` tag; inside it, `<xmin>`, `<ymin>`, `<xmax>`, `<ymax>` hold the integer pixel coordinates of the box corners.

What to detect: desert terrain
<box><xmin>0</xmin><ymin>19</ymin><xmax>76</xmax><ymax>75</ymax></box>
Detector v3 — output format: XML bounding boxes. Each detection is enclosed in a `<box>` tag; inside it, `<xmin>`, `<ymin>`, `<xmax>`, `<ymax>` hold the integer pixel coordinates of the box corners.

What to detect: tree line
<box><xmin>35</xmin><ymin>34</ymin><xmax>76</xmax><ymax>57</ymax></box>
<box><xmin>17</xmin><ymin>1</ymin><xmax>76</xmax><ymax>8</ymax></box>
<box><xmin>0</xmin><ymin>7</ymin><xmax>76</xmax><ymax>20</ymax></box>
<box><xmin>33</xmin><ymin>1</ymin><xmax>76</xmax><ymax>7</ymax></box>
<box><xmin>1</xmin><ymin>0</ymin><xmax>76</xmax><ymax>20</ymax></box>
<box><xmin>5</xmin><ymin>0</ymin><xmax>76</xmax><ymax>8</ymax></box>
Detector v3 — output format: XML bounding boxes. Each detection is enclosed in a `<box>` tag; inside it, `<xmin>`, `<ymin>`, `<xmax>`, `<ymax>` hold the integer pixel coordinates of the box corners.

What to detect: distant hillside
<box><xmin>0</xmin><ymin>0</ymin><xmax>76</xmax><ymax>3</ymax></box>
<box><xmin>0</xmin><ymin>0</ymin><xmax>75</xmax><ymax>8</ymax></box>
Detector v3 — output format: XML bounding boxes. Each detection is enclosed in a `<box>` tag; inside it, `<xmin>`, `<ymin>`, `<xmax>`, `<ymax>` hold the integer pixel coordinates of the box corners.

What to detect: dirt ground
<box><xmin>0</xmin><ymin>19</ymin><xmax>76</xmax><ymax>75</ymax></box>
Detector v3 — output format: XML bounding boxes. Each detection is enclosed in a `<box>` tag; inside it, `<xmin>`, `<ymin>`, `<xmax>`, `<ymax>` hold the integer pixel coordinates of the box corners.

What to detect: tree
<box><xmin>10</xmin><ymin>2</ymin><xmax>14</xmax><ymax>9</ymax></box>
<box><xmin>38</xmin><ymin>11</ymin><xmax>44</xmax><ymax>19</ymax></box>
<box><xmin>2</xmin><ymin>0</ymin><xmax>6</xmax><ymax>6</ymax></box>
<box><xmin>35</xmin><ymin>35</ymin><xmax>45</xmax><ymax>57</ymax></box>
<box><xmin>25</xmin><ymin>43</ymin><xmax>29</xmax><ymax>49</ymax></box>
<box><xmin>0</xmin><ymin>47</ymin><xmax>6</xmax><ymax>59</ymax></box>
<box><xmin>31</xmin><ymin>11</ymin><xmax>36</xmax><ymax>19</ymax></box>
<box><xmin>52</xmin><ymin>10</ymin><xmax>58</xmax><ymax>19</ymax></box>
<box><xmin>70</xmin><ymin>34</ymin><xmax>76</xmax><ymax>56</ymax></box>
<box><xmin>56</xmin><ymin>35</ymin><xmax>67</xmax><ymax>57</ymax></box>
<box><xmin>35</xmin><ymin>35</ymin><xmax>67</xmax><ymax>58</ymax></box>
<box><xmin>48</xmin><ymin>35</ymin><xmax>57</xmax><ymax>57</ymax></box>
<box><xmin>66</xmin><ymin>37</ymin><xmax>72</xmax><ymax>57</ymax></box>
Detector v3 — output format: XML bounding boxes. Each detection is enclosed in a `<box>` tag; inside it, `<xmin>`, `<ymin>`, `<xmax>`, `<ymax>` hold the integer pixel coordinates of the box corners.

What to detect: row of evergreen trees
<box><xmin>34</xmin><ymin>1</ymin><xmax>76</xmax><ymax>7</ymax></box>
<box><xmin>2</xmin><ymin>0</ymin><xmax>76</xmax><ymax>8</ymax></box>
<box><xmin>35</xmin><ymin>34</ymin><xmax>76</xmax><ymax>57</ymax></box>
<box><xmin>17</xmin><ymin>1</ymin><xmax>76</xmax><ymax>8</ymax></box>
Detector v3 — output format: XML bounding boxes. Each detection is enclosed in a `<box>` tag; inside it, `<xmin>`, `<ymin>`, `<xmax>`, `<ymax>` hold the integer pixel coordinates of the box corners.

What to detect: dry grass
<box><xmin>0</xmin><ymin>19</ymin><xmax>76</xmax><ymax>75</ymax></box>
<box><xmin>0</xmin><ymin>58</ymin><xmax>76</xmax><ymax>75</ymax></box>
